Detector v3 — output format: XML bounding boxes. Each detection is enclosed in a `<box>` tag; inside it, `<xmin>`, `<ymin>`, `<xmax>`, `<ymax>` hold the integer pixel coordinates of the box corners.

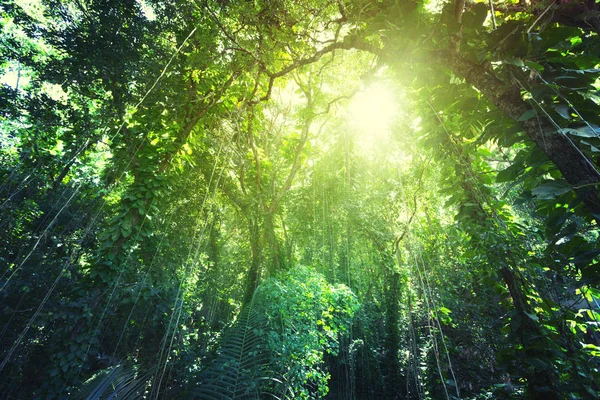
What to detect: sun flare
<box><xmin>347</xmin><ymin>82</ymin><xmax>398</xmax><ymax>150</ymax></box>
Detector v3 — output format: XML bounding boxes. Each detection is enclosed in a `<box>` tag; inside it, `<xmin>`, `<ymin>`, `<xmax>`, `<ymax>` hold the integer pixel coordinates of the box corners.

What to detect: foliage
<box><xmin>191</xmin><ymin>292</ymin><xmax>273</xmax><ymax>399</ymax></box>
<box><xmin>259</xmin><ymin>266</ymin><xmax>359</xmax><ymax>398</ymax></box>
<box><xmin>192</xmin><ymin>266</ymin><xmax>358</xmax><ymax>399</ymax></box>
<box><xmin>1</xmin><ymin>0</ymin><xmax>600</xmax><ymax>399</ymax></box>
<box><xmin>74</xmin><ymin>363</ymin><xmax>156</xmax><ymax>400</ymax></box>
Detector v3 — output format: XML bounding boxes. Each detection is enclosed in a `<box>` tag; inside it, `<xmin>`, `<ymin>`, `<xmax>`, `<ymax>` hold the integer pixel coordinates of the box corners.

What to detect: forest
<box><xmin>1</xmin><ymin>0</ymin><xmax>600</xmax><ymax>398</ymax></box>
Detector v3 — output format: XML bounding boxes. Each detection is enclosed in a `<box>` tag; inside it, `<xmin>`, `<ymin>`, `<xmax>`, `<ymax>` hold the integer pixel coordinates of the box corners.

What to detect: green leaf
<box><xmin>517</xmin><ymin>109</ymin><xmax>537</xmax><ymax>121</ymax></box>
<box><xmin>540</xmin><ymin>26</ymin><xmax>581</xmax><ymax>49</ymax></box>
<box><xmin>527</xmin><ymin>357</ymin><xmax>549</xmax><ymax>370</ymax></box>
<box><xmin>504</xmin><ymin>58</ymin><xmax>524</xmax><ymax>67</ymax></box>
<box><xmin>561</xmin><ymin>125</ymin><xmax>600</xmax><ymax>138</ymax></box>
<box><xmin>121</xmin><ymin>226</ymin><xmax>132</xmax><ymax>238</ymax></box>
<box><xmin>111</xmin><ymin>229</ymin><xmax>120</xmax><ymax>242</ymax></box>
<box><xmin>552</xmin><ymin>104</ymin><xmax>570</xmax><ymax>119</ymax></box>
<box><xmin>581</xmin><ymin>140</ymin><xmax>600</xmax><ymax>153</ymax></box>
<box><xmin>524</xmin><ymin>311</ymin><xmax>539</xmax><ymax>321</ymax></box>
<box><xmin>120</xmin><ymin>218</ymin><xmax>132</xmax><ymax>238</ymax></box>
<box><xmin>532</xmin><ymin>180</ymin><xmax>572</xmax><ymax>200</ymax></box>
<box><xmin>525</xmin><ymin>61</ymin><xmax>545</xmax><ymax>72</ymax></box>
<box><xmin>497</xmin><ymin>163</ymin><xmax>524</xmax><ymax>183</ymax></box>
<box><xmin>439</xmin><ymin>306</ymin><xmax>452</xmax><ymax>315</ymax></box>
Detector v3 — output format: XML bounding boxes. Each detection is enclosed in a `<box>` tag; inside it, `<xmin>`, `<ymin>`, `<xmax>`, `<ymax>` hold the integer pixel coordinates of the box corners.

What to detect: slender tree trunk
<box><xmin>384</xmin><ymin>268</ymin><xmax>401</xmax><ymax>400</ymax></box>
<box><xmin>264</xmin><ymin>212</ymin><xmax>280</xmax><ymax>276</ymax></box>
<box><xmin>243</xmin><ymin>218</ymin><xmax>262</xmax><ymax>304</ymax></box>
<box><xmin>383</xmin><ymin>250</ymin><xmax>403</xmax><ymax>399</ymax></box>
<box><xmin>207</xmin><ymin>216</ymin><xmax>220</xmax><ymax>268</ymax></box>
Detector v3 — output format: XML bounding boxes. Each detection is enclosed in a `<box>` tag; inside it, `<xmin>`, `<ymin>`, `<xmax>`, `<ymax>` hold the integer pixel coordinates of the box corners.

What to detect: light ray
<box><xmin>347</xmin><ymin>82</ymin><xmax>398</xmax><ymax>151</ymax></box>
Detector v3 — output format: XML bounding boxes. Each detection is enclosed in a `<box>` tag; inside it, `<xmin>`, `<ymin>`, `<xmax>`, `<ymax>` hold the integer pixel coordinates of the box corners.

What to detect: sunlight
<box><xmin>347</xmin><ymin>82</ymin><xmax>398</xmax><ymax>151</ymax></box>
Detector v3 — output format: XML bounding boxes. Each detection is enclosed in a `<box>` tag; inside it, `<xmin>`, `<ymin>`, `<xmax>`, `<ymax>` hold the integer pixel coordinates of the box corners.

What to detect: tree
<box><xmin>1</xmin><ymin>0</ymin><xmax>599</xmax><ymax>399</ymax></box>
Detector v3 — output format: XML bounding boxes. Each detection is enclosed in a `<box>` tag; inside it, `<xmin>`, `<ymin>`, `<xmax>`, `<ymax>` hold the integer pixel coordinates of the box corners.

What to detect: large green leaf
<box><xmin>532</xmin><ymin>180</ymin><xmax>573</xmax><ymax>200</ymax></box>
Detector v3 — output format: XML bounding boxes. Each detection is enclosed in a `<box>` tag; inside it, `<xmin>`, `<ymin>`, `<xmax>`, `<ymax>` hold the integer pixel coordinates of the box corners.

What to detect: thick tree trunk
<box><xmin>447</xmin><ymin>53</ymin><xmax>600</xmax><ymax>217</ymax></box>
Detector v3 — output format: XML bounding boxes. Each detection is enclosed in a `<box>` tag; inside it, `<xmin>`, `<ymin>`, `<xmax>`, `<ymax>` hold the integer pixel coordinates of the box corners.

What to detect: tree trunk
<box><xmin>264</xmin><ymin>212</ymin><xmax>280</xmax><ymax>276</ymax></box>
<box><xmin>243</xmin><ymin>218</ymin><xmax>263</xmax><ymax>305</ymax></box>
<box><xmin>207</xmin><ymin>216</ymin><xmax>220</xmax><ymax>268</ymax></box>
<box><xmin>384</xmin><ymin>268</ymin><xmax>402</xmax><ymax>400</ymax></box>
<box><xmin>500</xmin><ymin>267</ymin><xmax>560</xmax><ymax>400</ymax></box>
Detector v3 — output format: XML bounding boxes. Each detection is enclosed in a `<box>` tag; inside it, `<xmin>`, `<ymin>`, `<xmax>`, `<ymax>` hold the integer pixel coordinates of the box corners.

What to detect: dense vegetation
<box><xmin>1</xmin><ymin>0</ymin><xmax>600</xmax><ymax>398</ymax></box>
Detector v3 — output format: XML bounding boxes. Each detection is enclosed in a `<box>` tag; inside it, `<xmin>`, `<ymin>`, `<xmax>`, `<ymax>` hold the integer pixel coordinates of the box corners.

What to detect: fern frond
<box><xmin>191</xmin><ymin>293</ymin><xmax>279</xmax><ymax>399</ymax></box>
<box><xmin>73</xmin><ymin>363</ymin><xmax>156</xmax><ymax>400</ymax></box>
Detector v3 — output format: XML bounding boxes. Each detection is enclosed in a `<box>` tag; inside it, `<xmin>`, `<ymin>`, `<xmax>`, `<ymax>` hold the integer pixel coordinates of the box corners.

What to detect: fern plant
<box><xmin>190</xmin><ymin>292</ymin><xmax>279</xmax><ymax>399</ymax></box>
<box><xmin>73</xmin><ymin>363</ymin><xmax>156</xmax><ymax>400</ymax></box>
<box><xmin>192</xmin><ymin>266</ymin><xmax>359</xmax><ymax>400</ymax></box>
<box><xmin>73</xmin><ymin>267</ymin><xmax>358</xmax><ymax>400</ymax></box>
